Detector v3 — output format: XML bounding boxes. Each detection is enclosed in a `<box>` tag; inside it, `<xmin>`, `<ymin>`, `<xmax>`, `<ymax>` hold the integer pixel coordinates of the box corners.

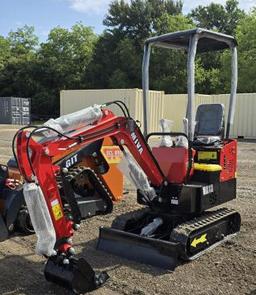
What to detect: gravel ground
<box><xmin>0</xmin><ymin>125</ymin><xmax>255</xmax><ymax>295</ymax></box>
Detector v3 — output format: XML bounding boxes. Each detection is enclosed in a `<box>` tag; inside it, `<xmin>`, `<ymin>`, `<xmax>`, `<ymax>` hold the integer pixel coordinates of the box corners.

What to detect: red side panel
<box><xmin>152</xmin><ymin>147</ymin><xmax>189</xmax><ymax>184</ymax></box>
<box><xmin>220</xmin><ymin>139</ymin><xmax>237</xmax><ymax>182</ymax></box>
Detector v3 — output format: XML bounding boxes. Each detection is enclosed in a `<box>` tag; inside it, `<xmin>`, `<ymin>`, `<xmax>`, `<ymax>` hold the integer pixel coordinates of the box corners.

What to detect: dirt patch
<box><xmin>0</xmin><ymin>125</ymin><xmax>255</xmax><ymax>295</ymax></box>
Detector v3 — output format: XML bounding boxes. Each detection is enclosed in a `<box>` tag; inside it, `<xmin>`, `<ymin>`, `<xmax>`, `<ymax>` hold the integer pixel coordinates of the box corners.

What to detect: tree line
<box><xmin>0</xmin><ymin>0</ymin><xmax>255</xmax><ymax>118</ymax></box>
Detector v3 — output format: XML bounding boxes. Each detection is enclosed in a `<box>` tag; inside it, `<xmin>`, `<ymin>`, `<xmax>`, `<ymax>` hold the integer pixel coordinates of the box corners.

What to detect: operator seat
<box><xmin>193</xmin><ymin>103</ymin><xmax>225</xmax><ymax>146</ymax></box>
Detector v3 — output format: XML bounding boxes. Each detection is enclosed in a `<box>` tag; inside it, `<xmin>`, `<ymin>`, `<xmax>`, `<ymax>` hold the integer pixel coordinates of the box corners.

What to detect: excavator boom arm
<box><xmin>16</xmin><ymin>108</ymin><xmax>164</xmax><ymax>253</ymax></box>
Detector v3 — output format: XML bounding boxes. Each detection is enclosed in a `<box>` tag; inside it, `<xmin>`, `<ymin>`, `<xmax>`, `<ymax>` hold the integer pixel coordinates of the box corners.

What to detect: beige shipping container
<box><xmin>163</xmin><ymin>93</ymin><xmax>256</xmax><ymax>138</ymax></box>
<box><xmin>60</xmin><ymin>89</ymin><xmax>165</xmax><ymax>133</ymax></box>
<box><xmin>163</xmin><ymin>94</ymin><xmax>188</xmax><ymax>132</ymax></box>
<box><xmin>163</xmin><ymin>94</ymin><xmax>218</xmax><ymax>132</ymax></box>
<box><xmin>60</xmin><ymin>89</ymin><xmax>256</xmax><ymax>139</ymax></box>
<box><xmin>196</xmin><ymin>93</ymin><xmax>256</xmax><ymax>138</ymax></box>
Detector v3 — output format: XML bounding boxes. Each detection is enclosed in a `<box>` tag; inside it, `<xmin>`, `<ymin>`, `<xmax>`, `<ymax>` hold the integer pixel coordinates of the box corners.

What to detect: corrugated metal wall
<box><xmin>163</xmin><ymin>93</ymin><xmax>256</xmax><ymax>138</ymax></box>
<box><xmin>163</xmin><ymin>94</ymin><xmax>187</xmax><ymax>132</ymax></box>
<box><xmin>60</xmin><ymin>89</ymin><xmax>164</xmax><ymax>133</ymax></box>
<box><xmin>133</xmin><ymin>89</ymin><xmax>165</xmax><ymax>132</ymax></box>
<box><xmin>60</xmin><ymin>90</ymin><xmax>256</xmax><ymax>138</ymax></box>
<box><xmin>209</xmin><ymin>93</ymin><xmax>256</xmax><ymax>139</ymax></box>
<box><xmin>61</xmin><ymin>89</ymin><xmax>135</xmax><ymax>116</ymax></box>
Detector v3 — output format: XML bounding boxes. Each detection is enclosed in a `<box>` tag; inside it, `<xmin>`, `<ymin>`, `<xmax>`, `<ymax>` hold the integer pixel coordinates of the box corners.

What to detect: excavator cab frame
<box><xmin>142</xmin><ymin>28</ymin><xmax>238</xmax><ymax>139</ymax></box>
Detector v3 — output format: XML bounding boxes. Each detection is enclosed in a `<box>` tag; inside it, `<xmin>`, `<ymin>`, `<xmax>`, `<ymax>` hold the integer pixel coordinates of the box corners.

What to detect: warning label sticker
<box><xmin>101</xmin><ymin>146</ymin><xmax>123</xmax><ymax>164</ymax></box>
<box><xmin>198</xmin><ymin>151</ymin><xmax>217</xmax><ymax>161</ymax></box>
<box><xmin>51</xmin><ymin>199</ymin><xmax>63</xmax><ymax>221</ymax></box>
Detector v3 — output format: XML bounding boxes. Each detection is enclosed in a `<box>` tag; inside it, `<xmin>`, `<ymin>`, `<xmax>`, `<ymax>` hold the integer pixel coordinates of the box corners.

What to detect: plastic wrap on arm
<box><xmin>159</xmin><ymin>119</ymin><xmax>173</xmax><ymax>147</ymax></box>
<box><xmin>23</xmin><ymin>182</ymin><xmax>56</xmax><ymax>257</ymax></box>
<box><xmin>118</xmin><ymin>151</ymin><xmax>156</xmax><ymax>202</ymax></box>
<box><xmin>183</xmin><ymin>118</ymin><xmax>188</xmax><ymax>136</ymax></box>
<box><xmin>175</xmin><ymin>136</ymin><xmax>188</xmax><ymax>148</ymax></box>
<box><xmin>43</xmin><ymin>105</ymin><xmax>103</xmax><ymax>136</ymax></box>
<box><xmin>140</xmin><ymin>217</ymin><xmax>163</xmax><ymax>237</ymax></box>
<box><xmin>184</xmin><ymin>117</ymin><xmax>196</xmax><ymax>138</ymax></box>
<box><xmin>174</xmin><ymin>118</ymin><xmax>189</xmax><ymax>148</ymax></box>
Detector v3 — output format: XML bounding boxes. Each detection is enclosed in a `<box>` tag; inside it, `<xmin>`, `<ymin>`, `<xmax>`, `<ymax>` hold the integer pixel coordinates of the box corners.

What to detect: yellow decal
<box><xmin>198</xmin><ymin>151</ymin><xmax>217</xmax><ymax>161</ymax></box>
<box><xmin>191</xmin><ymin>233</ymin><xmax>207</xmax><ymax>248</ymax></box>
<box><xmin>51</xmin><ymin>199</ymin><xmax>63</xmax><ymax>221</ymax></box>
<box><xmin>101</xmin><ymin>146</ymin><xmax>123</xmax><ymax>164</ymax></box>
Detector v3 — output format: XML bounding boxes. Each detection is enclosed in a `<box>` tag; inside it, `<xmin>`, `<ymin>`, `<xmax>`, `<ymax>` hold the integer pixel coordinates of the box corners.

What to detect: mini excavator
<box><xmin>11</xmin><ymin>29</ymin><xmax>240</xmax><ymax>294</ymax></box>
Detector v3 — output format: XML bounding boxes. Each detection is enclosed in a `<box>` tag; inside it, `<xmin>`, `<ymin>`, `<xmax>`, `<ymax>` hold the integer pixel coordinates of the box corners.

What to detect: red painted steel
<box><xmin>152</xmin><ymin>147</ymin><xmax>190</xmax><ymax>184</ymax></box>
<box><xmin>220</xmin><ymin>139</ymin><xmax>237</xmax><ymax>182</ymax></box>
<box><xmin>15</xmin><ymin>109</ymin><xmax>165</xmax><ymax>253</ymax></box>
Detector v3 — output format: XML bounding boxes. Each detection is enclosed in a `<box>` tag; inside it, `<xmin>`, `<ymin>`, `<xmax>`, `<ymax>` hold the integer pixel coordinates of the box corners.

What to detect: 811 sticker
<box><xmin>51</xmin><ymin>199</ymin><xmax>63</xmax><ymax>221</ymax></box>
<box><xmin>202</xmin><ymin>184</ymin><xmax>214</xmax><ymax>195</ymax></box>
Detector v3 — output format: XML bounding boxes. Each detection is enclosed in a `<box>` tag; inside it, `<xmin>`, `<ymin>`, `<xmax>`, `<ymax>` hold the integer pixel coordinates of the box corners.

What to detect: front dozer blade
<box><xmin>97</xmin><ymin>227</ymin><xmax>180</xmax><ymax>270</ymax></box>
<box><xmin>0</xmin><ymin>215</ymin><xmax>8</xmax><ymax>241</ymax></box>
<box><xmin>97</xmin><ymin>208</ymin><xmax>241</xmax><ymax>270</ymax></box>
<box><xmin>44</xmin><ymin>256</ymin><xmax>109</xmax><ymax>294</ymax></box>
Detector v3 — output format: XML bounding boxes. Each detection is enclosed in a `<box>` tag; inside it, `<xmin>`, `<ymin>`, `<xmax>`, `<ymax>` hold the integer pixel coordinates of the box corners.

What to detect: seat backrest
<box><xmin>194</xmin><ymin>104</ymin><xmax>225</xmax><ymax>137</ymax></box>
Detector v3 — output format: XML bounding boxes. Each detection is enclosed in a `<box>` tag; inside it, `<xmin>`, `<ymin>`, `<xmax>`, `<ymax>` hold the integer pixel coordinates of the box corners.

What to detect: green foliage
<box><xmin>90</xmin><ymin>0</ymin><xmax>187</xmax><ymax>90</ymax></box>
<box><xmin>38</xmin><ymin>23</ymin><xmax>97</xmax><ymax>88</ymax></box>
<box><xmin>189</xmin><ymin>0</ymin><xmax>245</xmax><ymax>35</ymax></box>
<box><xmin>150</xmin><ymin>14</ymin><xmax>194</xmax><ymax>93</ymax></box>
<box><xmin>8</xmin><ymin>25</ymin><xmax>39</xmax><ymax>54</ymax></box>
<box><xmin>33</xmin><ymin>24</ymin><xmax>97</xmax><ymax>116</ymax></box>
<box><xmin>0</xmin><ymin>26</ymin><xmax>38</xmax><ymax>101</ymax></box>
<box><xmin>104</xmin><ymin>0</ymin><xmax>183</xmax><ymax>41</ymax></box>
<box><xmin>189</xmin><ymin>0</ymin><xmax>245</xmax><ymax>94</ymax></box>
<box><xmin>195</xmin><ymin>60</ymin><xmax>223</xmax><ymax>93</ymax></box>
<box><xmin>0</xmin><ymin>23</ymin><xmax>97</xmax><ymax>117</ymax></box>
<box><xmin>219</xmin><ymin>9</ymin><xmax>256</xmax><ymax>94</ymax></box>
<box><xmin>235</xmin><ymin>10</ymin><xmax>256</xmax><ymax>92</ymax></box>
<box><xmin>0</xmin><ymin>0</ymin><xmax>254</xmax><ymax>118</ymax></box>
<box><xmin>155</xmin><ymin>13</ymin><xmax>193</xmax><ymax>33</ymax></box>
<box><xmin>0</xmin><ymin>37</ymin><xmax>11</xmax><ymax>71</ymax></box>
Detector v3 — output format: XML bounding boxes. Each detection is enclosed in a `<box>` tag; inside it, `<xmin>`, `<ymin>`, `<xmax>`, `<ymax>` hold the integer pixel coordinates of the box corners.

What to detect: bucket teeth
<box><xmin>44</xmin><ymin>256</ymin><xmax>109</xmax><ymax>294</ymax></box>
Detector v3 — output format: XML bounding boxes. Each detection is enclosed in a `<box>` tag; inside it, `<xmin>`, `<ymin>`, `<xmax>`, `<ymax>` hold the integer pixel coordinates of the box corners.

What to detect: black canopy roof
<box><xmin>145</xmin><ymin>28</ymin><xmax>237</xmax><ymax>52</ymax></box>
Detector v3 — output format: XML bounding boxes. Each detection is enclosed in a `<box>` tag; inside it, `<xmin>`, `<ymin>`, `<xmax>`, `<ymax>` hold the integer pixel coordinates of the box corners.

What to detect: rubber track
<box><xmin>170</xmin><ymin>207</ymin><xmax>240</xmax><ymax>260</ymax></box>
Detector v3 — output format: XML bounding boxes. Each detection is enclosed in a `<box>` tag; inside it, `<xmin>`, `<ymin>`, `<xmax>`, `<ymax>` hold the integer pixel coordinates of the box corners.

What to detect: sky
<box><xmin>0</xmin><ymin>0</ymin><xmax>255</xmax><ymax>41</ymax></box>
